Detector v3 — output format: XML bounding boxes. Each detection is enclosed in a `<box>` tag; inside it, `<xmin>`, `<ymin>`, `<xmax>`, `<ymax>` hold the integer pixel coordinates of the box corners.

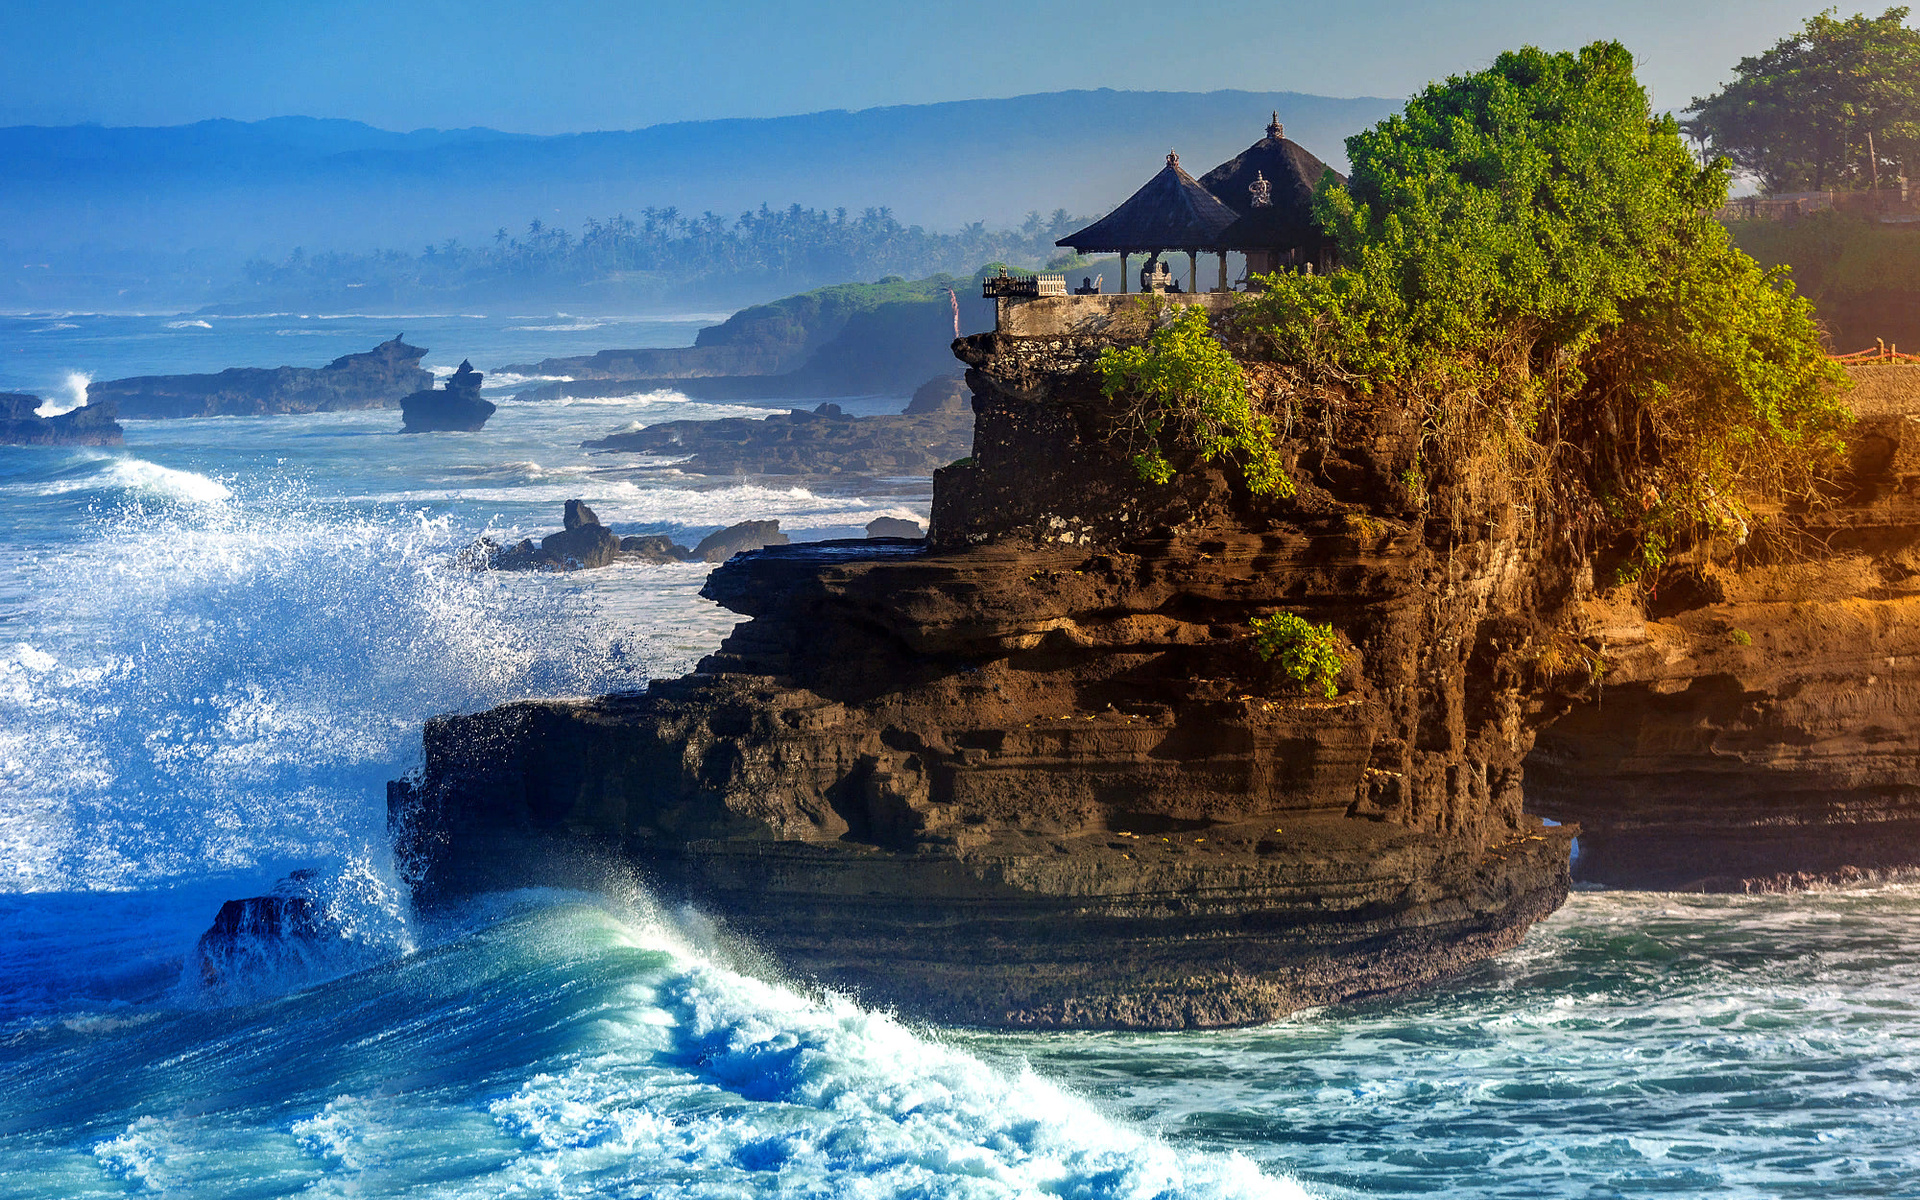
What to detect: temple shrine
<box><xmin>1041</xmin><ymin>113</ymin><xmax>1345</xmax><ymax>297</ymax></box>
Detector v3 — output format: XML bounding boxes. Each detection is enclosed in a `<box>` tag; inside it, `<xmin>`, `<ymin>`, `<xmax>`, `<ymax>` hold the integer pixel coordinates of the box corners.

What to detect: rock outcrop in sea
<box><xmin>89</xmin><ymin>335</ymin><xmax>432</xmax><ymax>418</ymax></box>
<box><xmin>393</xmin><ymin>303</ymin><xmax>1579</xmax><ymax>1030</ymax></box>
<box><xmin>469</xmin><ymin>501</ymin><xmax>788</xmax><ymax>571</ymax></box>
<box><xmin>396</xmin><ymin>294</ymin><xmax>1920</xmax><ymax>1028</ymax></box>
<box><xmin>401</xmin><ymin>360</ymin><xmax>496</xmax><ymax>432</ymax></box>
<box><xmin>865</xmin><ymin>516</ymin><xmax>925</xmax><ymax>539</ymax></box>
<box><xmin>0</xmin><ymin>393</ymin><xmax>124</xmax><ymax>446</ymax></box>
<box><xmin>585</xmin><ymin>385</ymin><xmax>972</xmax><ymax>478</ymax></box>
<box><xmin>191</xmin><ymin>870</ymin><xmax>344</xmax><ymax>987</ymax></box>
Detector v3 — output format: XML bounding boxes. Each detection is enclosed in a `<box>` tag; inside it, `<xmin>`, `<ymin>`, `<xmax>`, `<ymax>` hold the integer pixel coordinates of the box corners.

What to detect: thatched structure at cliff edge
<box><xmin>1055</xmin><ymin>152</ymin><xmax>1239</xmax><ymax>255</ymax></box>
<box><xmin>1199</xmin><ymin>113</ymin><xmax>1345</xmax><ymax>268</ymax></box>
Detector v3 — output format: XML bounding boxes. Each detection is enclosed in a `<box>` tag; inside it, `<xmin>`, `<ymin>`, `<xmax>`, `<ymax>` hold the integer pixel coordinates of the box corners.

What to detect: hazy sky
<box><xmin>0</xmin><ymin>0</ymin><xmax>1844</xmax><ymax>131</ymax></box>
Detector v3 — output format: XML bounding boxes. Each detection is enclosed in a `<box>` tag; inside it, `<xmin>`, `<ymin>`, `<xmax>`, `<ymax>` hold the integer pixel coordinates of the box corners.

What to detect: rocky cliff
<box><xmin>90</xmin><ymin>335</ymin><xmax>432</xmax><ymax>419</ymax></box>
<box><xmin>0</xmin><ymin>394</ymin><xmax>123</xmax><ymax>446</ymax></box>
<box><xmin>584</xmin><ymin>398</ymin><xmax>972</xmax><ymax>477</ymax></box>
<box><xmin>392</xmin><ymin>296</ymin><xmax>1577</xmax><ymax>1029</ymax></box>
<box><xmin>1525</xmin><ymin>363</ymin><xmax>1920</xmax><ymax>891</ymax></box>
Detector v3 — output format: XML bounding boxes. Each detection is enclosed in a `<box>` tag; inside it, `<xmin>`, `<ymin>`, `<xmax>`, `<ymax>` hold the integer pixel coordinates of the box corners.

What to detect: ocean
<box><xmin>1</xmin><ymin>310</ymin><xmax>1916</xmax><ymax>1199</ymax></box>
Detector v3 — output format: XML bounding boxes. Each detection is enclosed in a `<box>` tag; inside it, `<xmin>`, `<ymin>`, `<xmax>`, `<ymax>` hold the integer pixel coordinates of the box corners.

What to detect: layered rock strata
<box><xmin>394</xmin><ymin>300</ymin><xmax>1575</xmax><ymax>1029</ymax></box>
<box><xmin>1525</xmin><ymin>364</ymin><xmax>1920</xmax><ymax>891</ymax></box>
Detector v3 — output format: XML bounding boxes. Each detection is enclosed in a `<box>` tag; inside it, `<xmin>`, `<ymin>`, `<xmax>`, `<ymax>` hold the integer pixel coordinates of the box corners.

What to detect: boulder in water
<box><xmin>865</xmin><ymin>516</ymin><xmax>925</xmax><ymax>539</ymax></box>
<box><xmin>192</xmin><ymin>869</ymin><xmax>342</xmax><ymax>987</ymax></box>
<box><xmin>564</xmin><ymin>498</ymin><xmax>599</xmax><ymax>530</ymax></box>
<box><xmin>465</xmin><ymin>500</ymin><xmax>776</xmax><ymax>570</ymax></box>
<box><xmin>904</xmin><ymin>375</ymin><xmax>970</xmax><ymax>415</ymax></box>
<box><xmin>469</xmin><ymin>499</ymin><xmax>701</xmax><ymax>570</ymax></box>
<box><xmin>692</xmin><ymin>519</ymin><xmax>789</xmax><ymax>563</ymax></box>
<box><xmin>540</xmin><ymin>522</ymin><xmax>620</xmax><ymax>569</ymax></box>
<box><xmin>401</xmin><ymin>360</ymin><xmax>496</xmax><ymax>433</ymax></box>
<box><xmin>620</xmin><ymin>534</ymin><xmax>692</xmax><ymax>562</ymax></box>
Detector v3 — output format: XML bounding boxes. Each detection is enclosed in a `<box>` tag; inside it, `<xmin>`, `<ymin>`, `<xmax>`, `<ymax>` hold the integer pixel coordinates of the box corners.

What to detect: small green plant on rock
<box><xmin>1728</xmin><ymin>628</ymin><xmax>1753</xmax><ymax>646</ymax></box>
<box><xmin>1250</xmin><ymin>612</ymin><xmax>1345</xmax><ymax>699</ymax></box>
<box><xmin>1098</xmin><ymin>303</ymin><xmax>1294</xmax><ymax>497</ymax></box>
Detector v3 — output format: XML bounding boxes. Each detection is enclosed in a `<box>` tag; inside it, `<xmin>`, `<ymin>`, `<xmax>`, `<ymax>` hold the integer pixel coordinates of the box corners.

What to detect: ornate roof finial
<box><xmin>1267</xmin><ymin>111</ymin><xmax>1284</xmax><ymax>140</ymax></box>
<box><xmin>1250</xmin><ymin>171</ymin><xmax>1272</xmax><ymax>209</ymax></box>
<box><xmin>1166</xmin><ymin>150</ymin><xmax>1180</xmax><ymax>168</ymax></box>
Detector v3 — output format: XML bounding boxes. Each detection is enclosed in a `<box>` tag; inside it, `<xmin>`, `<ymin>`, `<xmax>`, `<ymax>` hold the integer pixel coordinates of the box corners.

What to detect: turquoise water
<box><xmin>1</xmin><ymin>314</ymin><xmax>1916</xmax><ymax>1198</ymax></box>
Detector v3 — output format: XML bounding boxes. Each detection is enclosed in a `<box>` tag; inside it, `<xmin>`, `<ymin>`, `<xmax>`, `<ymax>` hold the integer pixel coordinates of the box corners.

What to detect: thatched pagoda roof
<box><xmin>1055</xmin><ymin>152</ymin><xmax>1240</xmax><ymax>254</ymax></box>
<box><xmin>1198</xmin><ymin>114</ymin><xmax>1345</xmax><ymax>252</ymax></box>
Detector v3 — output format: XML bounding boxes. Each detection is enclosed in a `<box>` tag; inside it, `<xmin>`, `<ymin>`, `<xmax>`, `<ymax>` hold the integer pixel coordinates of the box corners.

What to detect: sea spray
<box><xmin>31</xmin><ymin>371</ymin><xmax>91</xmax><ymax>418</ymax></box>
<box><xmin>0</xmin><ymin>468</ymin><xmax>657</xmax><ymax>1027</ymax></box>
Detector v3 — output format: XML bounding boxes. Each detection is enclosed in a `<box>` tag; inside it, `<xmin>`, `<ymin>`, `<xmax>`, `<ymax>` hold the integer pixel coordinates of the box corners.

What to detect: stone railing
<box><xmin>981</xmin><ymin>268</ymin><xmax>1066</xmax><ymax>299</ymax></box>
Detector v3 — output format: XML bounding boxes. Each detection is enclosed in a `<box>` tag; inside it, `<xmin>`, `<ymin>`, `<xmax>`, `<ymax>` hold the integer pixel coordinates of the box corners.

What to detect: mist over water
<box><xmin>0</xmin><ymin>315</ymin><xmax>1916</xmax><ymax>1197</ymax></box>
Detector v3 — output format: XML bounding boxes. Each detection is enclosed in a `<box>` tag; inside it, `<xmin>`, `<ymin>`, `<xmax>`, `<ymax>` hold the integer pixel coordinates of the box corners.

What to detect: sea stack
<box><xmin>401</xmin><ymin>360</ymin><xmax>496</xmax><ymax>433</ymax></box>
<box><xmin>390</xmin><ymin>296</ymin><xmax>1576</xmax><ymax>1030</ymax></box>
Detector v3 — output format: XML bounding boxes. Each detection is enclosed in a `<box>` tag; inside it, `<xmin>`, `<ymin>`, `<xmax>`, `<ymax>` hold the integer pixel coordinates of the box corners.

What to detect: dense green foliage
<box><xmin>1250</xmin><ymin>613</ymin><xmax>1345</xmax><ymax>699</ymax></box>
<box><xmin>237</xmin><ymin>206</ymin><xmax>1087</xmax><ymax>307</ymax></box>
<box><xmin>1687</xmin><ymin>8</ymin><xmax>1920</xmax><ymax>193</ymax></box>
<box><xmin>1239</xmin><ymin>41</ymin><xmax>1850</xmax><ymax>556</ymax></box>
<box><xmin>1097</xmin><ymin>304</ymin><xmax>1293</xmax><ymax>497</ymax></box>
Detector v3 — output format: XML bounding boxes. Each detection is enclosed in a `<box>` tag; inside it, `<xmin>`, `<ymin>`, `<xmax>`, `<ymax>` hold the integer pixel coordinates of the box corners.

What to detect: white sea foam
<box><xmin>590</xmin><ymin>397</ymin><xmax>778</xmax><ymax>424</ymax></box>
<box><xmin>467</xmin><ymin>900</ymin><xmax>1309</xmax><ymax>1200</ymax></box>
<box><xmin>359</xmin><ymin>480</ymin><xmax>900</xmax><ymax>531</ymax></box>
<box><xmin>93</xmin><ymin>1115</ymin><xmax>177</xmax><ymax>1190</ymax></box>
<box><xmin>480</xmin><ymin>372</ymin><xmax>574</xmax><ymax>390</ymax></box>
<box><xmin>163</xmin><ymin>319</ymin><xmax>213</xmax><ymax>330</ymax></box>
<box><xmin>102</xmin><ymin>458</ymin><xmax>234</xmax><ymax>503</ymax></box>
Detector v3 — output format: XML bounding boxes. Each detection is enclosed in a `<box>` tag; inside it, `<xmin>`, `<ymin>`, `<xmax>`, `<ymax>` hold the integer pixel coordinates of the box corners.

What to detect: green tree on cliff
<box><xmin>1242</xmin><ymin>40</ymin><xmax>1849</xmax><ymax>568</ymax></box>
<box><xmin>1686</xmin><ymin>8</ymin><xmax>1920</xmax><ymax>193</ymax></box>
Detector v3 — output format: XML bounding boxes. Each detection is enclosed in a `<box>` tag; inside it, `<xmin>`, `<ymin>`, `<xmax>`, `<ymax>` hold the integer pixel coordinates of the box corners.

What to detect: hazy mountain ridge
<box><xmin>2</xmin><ymin>89</ymin><xmax>1399</xmax><ymax>309</ymax></box>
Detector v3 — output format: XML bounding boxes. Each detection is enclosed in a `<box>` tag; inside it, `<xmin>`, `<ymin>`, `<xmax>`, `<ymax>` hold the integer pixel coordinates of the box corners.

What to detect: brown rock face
<box><xmin>392</xmin><ymin>310</ymin><xmax>1575</xmax><ymax>1029</ymax></box>
<box><xmin>1525</xmin><ymin>365</ymin><xmax>1920</xmax><ymax>891</ymax></box>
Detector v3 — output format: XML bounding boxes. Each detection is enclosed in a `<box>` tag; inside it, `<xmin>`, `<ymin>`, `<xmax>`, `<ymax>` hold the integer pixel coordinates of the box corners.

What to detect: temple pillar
<box><xmin>1120</xmin><ymin>252</ymin><xmax>1129</xmax><ymax>294</ymax></box>
<box><xmin>1218</xmin><ymin>252</ymin><xmax>1229</xmax><ymax>293</ymax></box>
<box><xmin>1187</xmin><ymin>250</ymin><xmax>1197</xmax><ymax>295</ymax></box>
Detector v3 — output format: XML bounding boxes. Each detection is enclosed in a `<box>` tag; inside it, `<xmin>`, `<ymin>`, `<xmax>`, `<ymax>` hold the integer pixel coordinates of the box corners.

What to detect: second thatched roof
<box><xmin>1055</xmin><ymin>151</ymin><xmax>1240</xmax><ymax>255</ymax></box>
<box><xmin>1198</xmin><ymin>115</ymin><xmax>1346</xmax><ymax>253</ymax></box>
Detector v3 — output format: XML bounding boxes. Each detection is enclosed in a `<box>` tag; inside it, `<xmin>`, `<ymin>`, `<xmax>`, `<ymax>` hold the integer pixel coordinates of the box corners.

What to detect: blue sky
<box><xmin>0</xmin><ymin>0</ymin><xmax>1841</xmax><ymax>131</ymax></box>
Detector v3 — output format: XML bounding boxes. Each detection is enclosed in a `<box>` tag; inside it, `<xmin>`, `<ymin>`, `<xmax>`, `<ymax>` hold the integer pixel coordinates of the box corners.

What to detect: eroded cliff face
<box><xmin>392</xmin><ymin>304</ymin><xmax>1575</xmax><ymax>1029</ymax></box>
<box><xmin>1526</xmin><ymin>365</ymin><xmax>1920</xmax><ymax>891</ymax></box>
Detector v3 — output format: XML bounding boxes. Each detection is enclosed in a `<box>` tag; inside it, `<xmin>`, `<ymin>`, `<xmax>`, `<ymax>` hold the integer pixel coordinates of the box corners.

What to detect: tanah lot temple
<box><xmin>982</xmin><ymin>114</ymin><xmax>1342</xmax><ymax>331</ymax></box>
